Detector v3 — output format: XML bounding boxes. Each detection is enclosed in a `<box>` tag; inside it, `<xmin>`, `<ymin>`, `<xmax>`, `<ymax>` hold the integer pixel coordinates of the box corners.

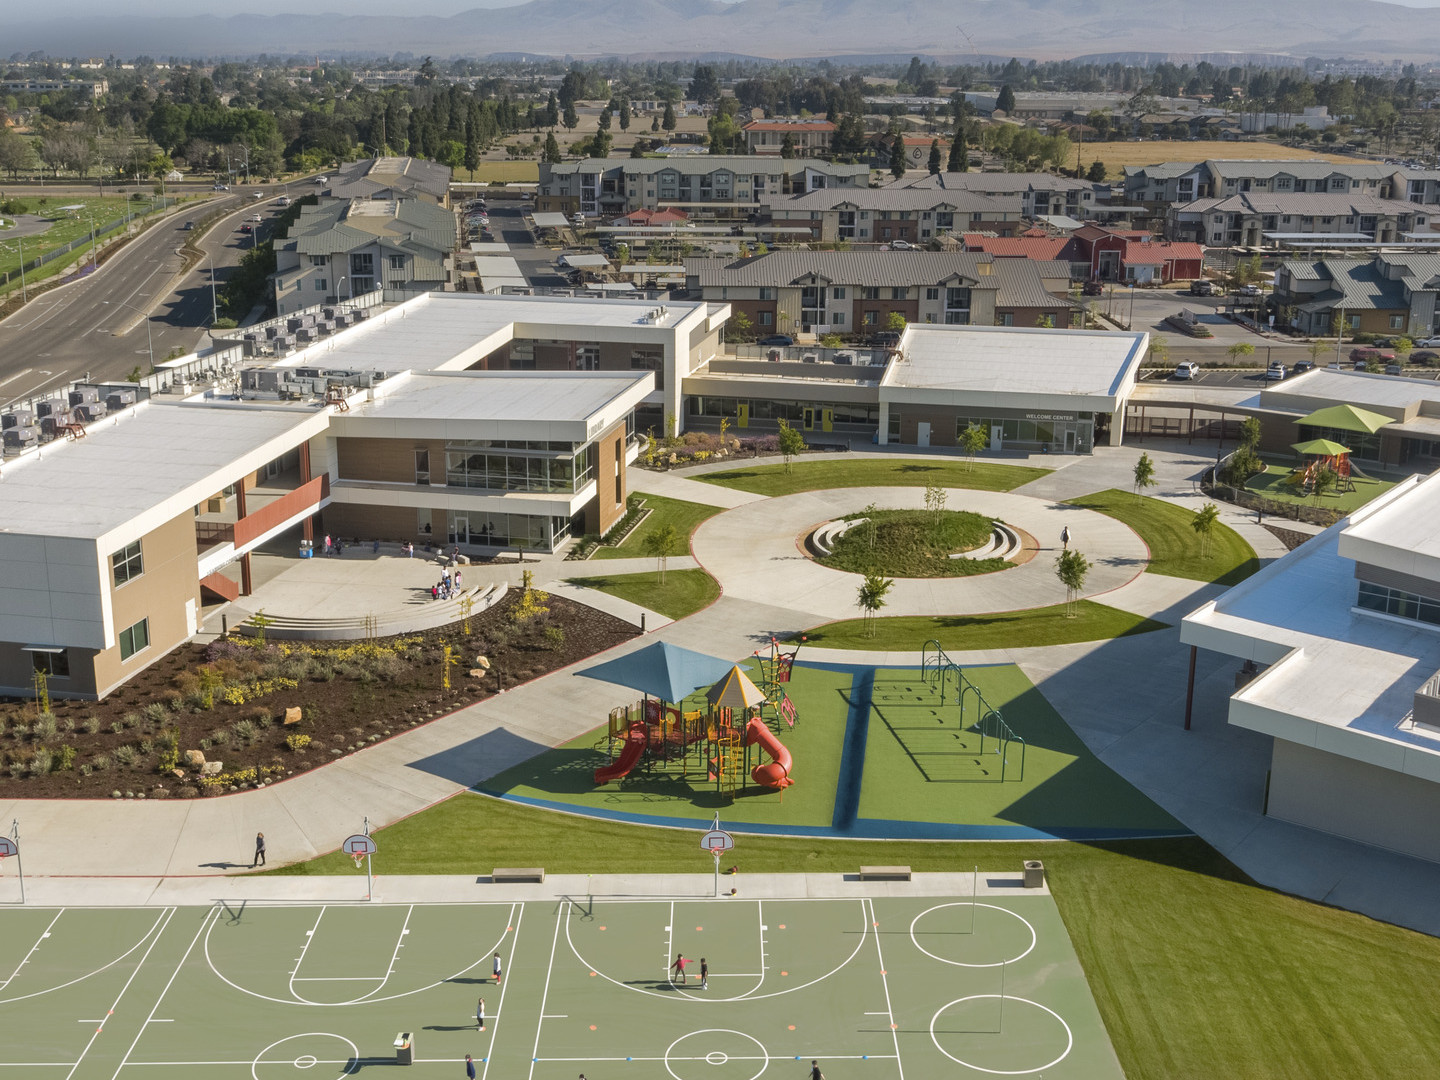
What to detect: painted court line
<box><xmin>0</xmin><ymin>909</ymin><xmax>170</xmax><ymax>1007</ymax></box>
<box><xmin>62</xmin><ymin>907</ymin><xmax>177</xmax><ymax>1080</ymax></box>
<box><xmin>866</xmin><ymin>898</ymin><xmax>905</xmax><ymax>1080</ymax></box>
<box><xmin>0</xmin><ymin>910</ymin><xmax>64</xmax><ymax>992</ymax></box>
<box><xmin>109</xmin><ymin>906</ymin><xmax>219</xmax><ymax>1080</ymax></box>
<box><xmin>479</xmin><ymin>902</ymin><xmax>523</xmax><ymax>1080</ymax></box>
<box><xmin>527</xmin><ymin>902</ymin><xmax>565</xmax><ymax>1080</ymax></box>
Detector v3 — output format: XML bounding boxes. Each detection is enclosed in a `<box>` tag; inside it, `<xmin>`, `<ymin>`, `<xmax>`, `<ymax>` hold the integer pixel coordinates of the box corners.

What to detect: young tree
<box><xmin>643</xmin><ymin>522</ymin><xmax>682</xmax><ymax>584</ymax></box>
<box><xmin>1147</xmin><ymin>334</ymin><xmax>1169</xmax><ymax>365</ymax></box>
<box><xmin>780</xmin><ymin>132</ymin><xmax>796</xmax><ymax>159</ymax></box>
<box><xmin>884</xmin><ymin>311</ymin><xmax>907</xmax><ymax>334</ymax></box>
<box><xmin>1239</xmin><ymin>416</ymin><xmax>1262</xmax><ymax>451</ymax></box>
<box><xmin>1087</xmin><ymin>160</ymin><xmax>1107</xmax><ymax>182</ymax></box>
<box><xmin>542</xmin><ymin>132</ymin><xmax>562</xmax><ymax>164</ymax></box>
<box><xmin>923</xmin><ymin>480</ymin><xmax>948</xmax><ymax>525</ymax></box>
<box><xmin>1191</xmin><ymin>502</ymin><xmax>1220</xmax><ymax>559</ymax></box>
<box><xmin>1312</xmin><ymin>465</ymin><xmax>1337</xmax><ymax>504</ymax></box>
<box><xmin>776</xmin><ymin>417</ymin><xmax>806</xmax><ymax>473</ymax></box>
<box><xmin>662</xmin><ymin>102</ymin><xmax>677</xmax><ymax>132</ymax></box>
<box><xmin>1227</xmin><ymin>342</ymin><xmax>1256</xmax><ymax>364</ymax></box>
<box><xmin>562</xmin><ymin>102</ymin><xmax>579</xmax><ymax>132</ymax></box>
<box><xmin>725</xmin><ymin>310</ymin><xmax>755</xmax><ymax>343</ymax></box>
<box><xmin>856</xmin><ymin>572</ymin><xmax>895</xmax><ymax>637</ymax></box>
<box><xmin>927</xmin><ymin>139</ymin><xmax>942</xmax><ymax>175</ymax></box>
<box><xmin>1054</xmin><ymin>548</ymin><xmax>1090</xmax><ymax>617</ymax></box>
<box><xmin>618</xmin><ymin>99</ymin><xmax>631</xmax><ymax>131</ymax></box>
<box><xmin>861</xmin><ymin>502</ymin><xmax>879</xmax><ymax>551</ymax></box>
<box><xmin>1133</xmin><ymin>451</ymin><xmax>1156</xmax><ymax>500</ymax></box>
<box><xmin>959</xmin><ymin>423</ymin><xmax>989</xmax><ymax>470</ymax></box>
<box><xmin>996</xmin><ymin>84</ymin><xmax>1017</xmax><ymax>114</ymax></box>
<box><xmin>948</xmin><ymin>118</ymin><xmax>967</xmax><ymax>171</ymax></box>
<box><xmin>889</xmin><ymin>137</ymin><xmax>907</xmax><ymax>179</ymax></box>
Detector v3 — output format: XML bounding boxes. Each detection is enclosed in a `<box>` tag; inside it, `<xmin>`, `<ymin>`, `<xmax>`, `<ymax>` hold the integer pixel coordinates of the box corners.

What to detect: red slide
<box><xmin>594</xmin><ymin>723</ymin><xmax>648</xmax><ymax>784</ymax></box>
<box><xmin>745</xmin><ymin>716</ymin><xmax>794</xmax><ymax>789</ymax></box>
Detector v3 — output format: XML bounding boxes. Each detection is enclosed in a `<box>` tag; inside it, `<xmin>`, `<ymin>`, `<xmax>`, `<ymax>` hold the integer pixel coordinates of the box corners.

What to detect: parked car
<box><xmin>1238</xmin><ymin>283</ymin><xmax>1261</xmax><ymax>297</ymax></box>
<box><xmin>251</xmin><ymin>214</ymin><xmax>263</xmax><ymax>222</ymax></box>
<box><xmin>212</xmin><ymin>183</ymin><xmax>229</xmax><ymax>191</ymax></box>
<box><xmin>1415</xmin><ymin>336</ymin><xmax>1440</xmax><ymax>348</ymax></box>
<box><xmin>1081</xmin><ymin>280</ymin><xmax>1104</xmax><ymax>296</ymax></box>
<box><xmin>313</xmin><ymin>176</ymin><xmax>328</xmax><ymax>184</ymax></box>
<box><xmin>181</xmin><ymin>220</ymin><xmax>194</xmax><ymax>230</ymax></box>
<box><xmin>889</xmin><ymin>240</ymin><xmax>916</xmax><ymax>250</ymax></box>
<box><xmin>1173</xmin><ymin>361</ymin><xmax>1200</xmax><ymax>380</ymax></box>
<box><xmin>1386</xmin><ymin>363</ymin><xmax>1405</xmax><ymax>376</ymax></box>
<box><xmin>1349</xmin><ymin>347</ymin><xmax>1396</xmax><ymax>364</ymax></box>
<box><xmin>239</xmin><ymin>224</ymin><xmax>253</xmax><ymax>234</ymax></box>
<box><xmin>1291</xmin><ymin>359</ymin><xmax>1316</xmax><ymax>376</ymax></box>
<box><xmin>757</xmin><ymin>335</ymin><xmax>794</xmax><ymax>347</ymax></box>
<box><xmin>1411</xmin><ymin>350</ymin><xmax>1440</xmax><ymax>365</ymax></box>
<box><xmin>1266</xmin><ymin>361</ymin><xmax>1286</xmax><ymax>381</ymax></box>
<box><xmin>1187</xmin><ymin>280</ymin><xmax>1215</xmax><ymax>296</ymax></box>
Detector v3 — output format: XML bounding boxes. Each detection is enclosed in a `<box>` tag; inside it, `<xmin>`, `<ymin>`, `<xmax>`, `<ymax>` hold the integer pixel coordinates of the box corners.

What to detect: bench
<box><xmin>492</xmin><ymin>867</ymin><xmax>546</xmax><ymax>883</ymax></box>
<box><xmin>858</xmin><ymin>865</ymin><xmax>912</xmax><ymax>881</ymax></box>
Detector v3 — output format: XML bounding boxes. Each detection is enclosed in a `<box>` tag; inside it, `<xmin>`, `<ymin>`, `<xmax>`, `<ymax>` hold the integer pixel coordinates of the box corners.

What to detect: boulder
<box><xmin>283</xmin><ymin>706</ymin><xmax>303</xmax><ymax>726</ymax></box>
<box><xmin>183</xmin><ymin>749</ymin><xmax>206</xmax><ymax>769</ymax></box>
<box><xmin>200</xmin><ymin>760</ymin><xmax>223</xmax><ymax>777</ymax></box>
<box><xmin>171</xmin><ymin>768</ymin><xmax>186</xmax><ymax>780</ymax></box>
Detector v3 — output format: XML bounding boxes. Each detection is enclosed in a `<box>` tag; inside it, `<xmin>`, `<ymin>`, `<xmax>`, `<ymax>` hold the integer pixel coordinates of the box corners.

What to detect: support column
<box><xmin>298</xmin><ymin>441</ymin><xmax>314</xmax><ymax>542</ymax></box>
<box><xmin>235</xmin><ymin>478</ymin><xmax>252</xmax><ymax>596</ymax></box>
<box><xmin>1183</xmin><ymin>644</ymin><xmax>1197</xmax><ymax>731</ymax></box>
<box><xmin>240</xmin><ymin>553</ymin><xmax>253</xmax><ymax>597</ymax></box>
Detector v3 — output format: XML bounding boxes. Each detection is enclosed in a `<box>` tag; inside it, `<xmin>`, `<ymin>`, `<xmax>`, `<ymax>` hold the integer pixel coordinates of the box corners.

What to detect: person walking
<box><xmin>252</xmin><ymin>832</ymin><xmax>266</xmax><ymax>867</ymax></box>
<box><xmin>406</xmin><ymin>541</ymin><xmax>414</xmax><ymax>558</ymax></box>
<box><xmin>1060</xmin><ymin>524</ymin><xmax>1071</xmax><ymax>550</ymax></box>
<box><xmin>465</xmin><ymin>1055</ymin><xmax>476</xmax><ymax>1080</ymax></box>
<box><xmin>671</xmin><ymin>953</ymin><xmax>689</xmax><ymax>984</ymax></box>
<box><xmin>809</xmin><ymin>1061</ymin><xmax>824</xmax><ymax>1080</ymax></box>
<box><xmin>476</xmin><ymin>996</ymin><xmax>485</xmax><ymax>1031</ymax></box>
<box><xmin>372</xmin><ymin>538</ymin><xmax>380</xmax><ymax>554</ymax></box>
<box><xmin>323</xmin><ymin>533</ymin><xmax>333</xmax><ymax>556</ymax></box>
<box><xmin>493</xmin><ymin>952</ymin><xmax>503</xmax><ymax>984</ymax></box>
<box><xmin>700</xmin><ymin>958</ymin><xmax>708</xmax><ymax>990</ymax></box>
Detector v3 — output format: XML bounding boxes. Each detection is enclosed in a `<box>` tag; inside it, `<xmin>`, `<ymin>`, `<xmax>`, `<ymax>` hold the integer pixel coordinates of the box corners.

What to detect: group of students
<box><xmin>431</xmin><ymin>567</ymin><xmax>463</xmax><ymax>601</ymax></box>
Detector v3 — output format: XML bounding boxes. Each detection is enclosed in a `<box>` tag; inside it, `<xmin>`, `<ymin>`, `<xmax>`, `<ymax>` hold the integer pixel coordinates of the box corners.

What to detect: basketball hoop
<box><xmin>342</xmin><ymin>833</ymin><xmax>376</xmax><ymax>870</ymax></box>
<box><xmin>351</xmin><ymin>851</ymin><xmax>366</xmax><ymax>870</ymax></box>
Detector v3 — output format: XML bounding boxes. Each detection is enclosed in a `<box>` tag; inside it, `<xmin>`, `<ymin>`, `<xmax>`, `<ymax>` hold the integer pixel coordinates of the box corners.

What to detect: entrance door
<box><xmin>917</xmin><ymin>421</ymin><xmax>931</xmax><ymax>448</ymax></box>
<box><xmin>415</xmin><ymin>449</ymin><xmax>430</xmax><ymax>486</ymax></box>
<box><xmin>991</xmin><ymin>424</ymin><xmax>1003</xmax><ymax>450</ymax></box>
<box><xmin>822</xmin><ymin>408</ymin><xmax>834</xmax><ymax>433</ymax></box>
<box><xmin>452</xmin><ymin>516</ymin><xmax>469</xmax><ymax>545</ymax></box>
<box><xmin>738</xmin><ymin>403</ymin><xmax>750</xmax><ymax>429</ymax></box>
<box><xmin>1065</xmin><ymin>429</ymin><xmax>1077</xmax><ymax>453</ymax></box>
<box><xmin>803</xmin><ymin>408</ymin><xmax>816</xmax><ymax>431</ymax></box>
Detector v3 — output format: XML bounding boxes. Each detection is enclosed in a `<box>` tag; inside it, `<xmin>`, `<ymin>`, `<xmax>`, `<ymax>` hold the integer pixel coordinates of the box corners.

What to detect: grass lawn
<box><xmin>1245</xmin><ymin>458</ymin><xmax>1397</xmax><ymax>514</ymax></box>
<box><xmin>268</xmin><ymin>794</ymin><xmax>1440</xmax><ymax>1080</ymax></box>
<box><xmin>699</xmin><ymin>457</ymin><xmax>1049</xmax><ymax>496</ymax></box>
<box><xmin>0</xmin><ymin>196</ymin><xmax>176</xmax><ymax>294</ymax></box>
<box><xmin>1084</xmin><ymin>140</ymin><xmax>1355</xmax><ymax>179</ymax></box>
<box><xmin>1068</xmin><ymin>488</ymin><xmax>1259</xmax><ymax>586</ymax></box>
<box><xmin>593</xmin><ymin>492</ymin><xmax>724</xmax><ymax>560</ymax></box>
<box><xmin>819</xmin><ymin>508</ymin><xmax>1006</xmax><ymax>577</ymax></box>
<box><xmin>801</xmin><ymin>600</ymin><xmax>1168</xmax><ymax>651</ymax></box>
<box><xmin>467</xmin><ymin>161</ymin><xmax>540</xmax><ymax>182</ymax></box>
<box><xmin>569</xmin><ymin>567</ymin><xmax>720</xmax><ymax>620</ymax></box>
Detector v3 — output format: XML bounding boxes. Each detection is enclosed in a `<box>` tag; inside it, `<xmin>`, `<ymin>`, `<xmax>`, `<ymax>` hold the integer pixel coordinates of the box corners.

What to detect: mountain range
<box><xmin>9</xmin><ymin>0</ymin><xmax>1440</xmax><ymax>61</ymax></box>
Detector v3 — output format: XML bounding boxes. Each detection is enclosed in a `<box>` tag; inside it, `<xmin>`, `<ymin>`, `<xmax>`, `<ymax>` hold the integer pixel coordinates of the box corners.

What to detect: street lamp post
<box><xmin>1</xmin><ymin>236</ymin><xmax>26</xmax><ymax>302</ymax></box>
<box><xmin>101</xmin><ymin>300</ymin><xmax>155</xmax><ymax>376</ymax></box>
<box><xmin>206</xmin><ymin>250</ymin><xmax>219</xmax><ymax>326</ymax></box>
<box><xmin>1128</xmin><ymin>285</ymin><xmax>1136</xmax><ymax>330</ymax></box>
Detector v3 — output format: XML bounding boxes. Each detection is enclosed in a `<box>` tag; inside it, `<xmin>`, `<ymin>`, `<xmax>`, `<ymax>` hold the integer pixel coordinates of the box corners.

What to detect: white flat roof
<box><xmin>1339</xmin><ymin>468</ymin><xmax>1440</xmax><ymax>580</ymax></box>
<box><xmin>883</xmin><ymin>325</ymin><xmax>1147</xmax><ymax>405</ymax></box>
<box><xmin>561</xmin><ymin>254</ymin><xmax>611</xmax><ymax>269</ymax></box>
<box><xmin>0</xmin><ymin>401</ymin><xmax>321</xmax><ymax>542</ymax></box>
<box><xmin>351</xmin><ymin>371</ymin><xmax>648</xmax><ymax>425</ymax></box>
<box><xmin>531</xmin><ymin>212</ymin><xmax>570</xmax><ymax>228</ymax></box>
<box><xmin>273</xmin><ymin>292</ymin><xmax>707</xmax><ymax>375</ymax></box>
<box><xmin>1261</xmin><ymin>368</ymin><xmax>1440</xmax><ymax>417</ymax></box>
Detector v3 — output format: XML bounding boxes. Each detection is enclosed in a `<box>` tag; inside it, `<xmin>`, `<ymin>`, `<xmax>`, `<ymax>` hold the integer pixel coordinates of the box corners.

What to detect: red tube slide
<box><xmin>745</xmin><ymin>716</ymin><xmax>794</xmax><ymax>789</ymax></box>
<box><xmin>594</xmin><ymin>723</ymin><xmax>648</xmax><ymax>784</ymax></box>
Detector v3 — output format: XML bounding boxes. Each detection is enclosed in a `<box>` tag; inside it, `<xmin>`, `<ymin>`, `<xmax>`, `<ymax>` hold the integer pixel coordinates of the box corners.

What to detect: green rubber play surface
<box><xmin>481</xmin><ymin>662</ymin><xmax>1183</xmax><ymax>840</ymax></box>
<box><xmin>0</xmin><ymin>893</ymin><xmax>1123</xmax><ymax>1079</ymax></box>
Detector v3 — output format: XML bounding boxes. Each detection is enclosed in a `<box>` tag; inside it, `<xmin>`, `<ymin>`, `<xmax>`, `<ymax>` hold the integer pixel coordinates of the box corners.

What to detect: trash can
<box><xmin>394</xmin><ymin>1032</ymin><xmax>414</xmax><ymax>1065</ymax></box>
<box><xmin>1023</xmin><ymin>860</ymin><xmax>1045</xmax><ymax>889</ymax></box>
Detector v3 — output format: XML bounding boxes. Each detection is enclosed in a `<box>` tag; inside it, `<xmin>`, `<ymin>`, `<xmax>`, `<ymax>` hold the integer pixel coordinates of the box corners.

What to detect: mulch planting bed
<box><xmin>0</xmin><ymin>591</ymin><xmax>635</xmax><ymax>800</ymax></box>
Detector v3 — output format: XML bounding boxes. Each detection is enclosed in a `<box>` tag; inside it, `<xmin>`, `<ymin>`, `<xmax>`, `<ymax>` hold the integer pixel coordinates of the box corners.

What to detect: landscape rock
<box><xmin>183</xmin><ymin>749</ymin><xmax>206</xmax><ymax>768</ymax></box>
<box><xmin>200</xmin><ymin>760</ymin><xmax>223</xmax><ymax>777</ymax></box>
<box><xmin>283</xmin><ymin>707</ymin><xmax>303</xmax><ymax>726</ymax></box>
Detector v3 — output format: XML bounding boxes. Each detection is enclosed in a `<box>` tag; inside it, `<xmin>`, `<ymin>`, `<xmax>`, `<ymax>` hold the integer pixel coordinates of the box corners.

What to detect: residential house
<box><xmin>537</xmin><ymin>158</ymin><xmax>867</xmax><ymax>219</ymax></box>
<box><xmin>1125</xmin><ymin>159</ymin><xmax>1403</xmax><ymax>208</ymax></box>
<box><xmin>612</xmin><ymin>208</ymin><xmax>689</xmax><ymax>227</ymax></box>
<box><xmin>763</xmin><ymin>188</ymin><xmax>1024</xmax><ymax>245</ymax></box>
<box><xmin>272</xmin><ymin>197</ymin><xmax>457</xmax><ymax>315</ymax></box>
<box><xmin>1169</xmin><ymin>193</ymin><xmax>1432</xmax><ymax>248</ymax></box>
<box><xmin>319</xmin><ymin>156</ymin><xmax>452</xmax><ymax>205</ymax></box>
<box><xmin>1273</xmin><ymin>252</ymin><xmax>1440</xmax><ymax>338</ymax></box>
<box><xmin>743</xmin><ymin>119</ymin><xmax>836</xmax><ymax>156</ymax></box>
<box><xmin>1069</xmin><ymin>226</ymin><xmax>1205</xmax><ymax>284</ymax></box>
<box><xmin>684</xmin><ymin>251</ymin><xmax>1077</xmax><ymax>335</ymax></box>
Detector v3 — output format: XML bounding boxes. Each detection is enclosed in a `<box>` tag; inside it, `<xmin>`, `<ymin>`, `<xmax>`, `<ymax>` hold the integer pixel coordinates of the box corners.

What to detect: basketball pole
<box><xmin>363</xmin><ymin>816</ymin><xmax>373</xmax><ymax>902</ymax></box>
<box><xmin>999</xmin><ymin>958</ymin><xmax>1007</xmax><ymax>1033</ymax></box>
<box><xmin>9</xmin><ymin>820</ymin><xmax>23</xmax><ymax>906</ymax></box>
<box><xmin>970</xmin><ymin>865</ymin><xmax>977</xmax><ymax>934</ymax></box>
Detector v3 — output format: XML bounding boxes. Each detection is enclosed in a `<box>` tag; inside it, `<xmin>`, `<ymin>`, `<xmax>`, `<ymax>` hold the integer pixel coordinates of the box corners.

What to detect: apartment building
<box><xmin>743</xmin><ymin>120</ymin><xmax>836</xmax><ymax>156</ymax></box>
<box><xmin>684</xmin><ymin>251</ymin><xmax>1076</xmax><ymax>334</ymax></box>
<box><xmin>1125</xmin><ymin>159</ymin><xmax>1410</xmax><ymax>207</ymax></box>
<box><xmin>1168</xmin><ymin>193</ymin><xmax>1432</xmax><ymax>247</ymax></box>
<box><xmin>319</xmin><ymin>156</ymin><xmax>453</xmax><ymax>205</ymax></box>
<box><xmin>537</xmin><ymin>158</ymin><xmax>867</xmax><ymax>218</ymax></box>
<box><xmin>763</xmin><ymin>188</ymin><xmax>1025</xmax><ymax>244</ymax></box>
<box><xmin>889</xmin><ymin>171</ymin><xmax>1099</xmax><ymax>219</ymax></box>
<box><xmin>1273</xmin><ymin>252</ymin><xmax>1440</xmax><ymax>338</ymax></box>
<box><xmin>272</xmin><ymin>197</ymin><xmax>457</xmax><ymax>315</ymax></box>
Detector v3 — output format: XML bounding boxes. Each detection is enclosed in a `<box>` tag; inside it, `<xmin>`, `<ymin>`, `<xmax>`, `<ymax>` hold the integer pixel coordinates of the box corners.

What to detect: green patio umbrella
<box><xmin>1291</xmin><ymin>438</ymin><xmax>1352</xmax><ymax>456</ymax></box>
<box><xmin>1295</xmin><ymin>404</ymin><xmax>1393</xmax><ymax>434</ymax></box>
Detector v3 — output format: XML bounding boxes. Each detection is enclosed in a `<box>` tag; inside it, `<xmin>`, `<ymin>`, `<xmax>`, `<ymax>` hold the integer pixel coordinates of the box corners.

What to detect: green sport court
<box><xmin>1</xmin><ymin>889</ymin><xmax>1123</xmax><ymax>1078</ymax></box>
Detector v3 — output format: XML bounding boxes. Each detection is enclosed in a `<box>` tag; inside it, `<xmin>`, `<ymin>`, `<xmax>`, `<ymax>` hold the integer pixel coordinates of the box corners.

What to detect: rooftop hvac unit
<box><xmin>352</xmin><ymin>308</ymin><xmax>369</xmax><ymax>321</ymax></box>
<box><xmin>322</xmin><ymin>306</ymin><xmax>338</xmax><ymax>319</ymax></box>
<box><xmin>35</xmin><ymin>399</ymin><xmax>66</xmax><ymax>418</ymax></box>
<box><xmin>73</xmin><ymin>402</ymin><xmax>107</xmax><ymax>422</ymax></box>
<box><xmin>105</xmin><ymin>391</ymin><xmax>136</xmax><ymax>412</ymax></box>
<box><xmin>295</xmin><ymin>328</ymin><xmax>317</xmax><ymax>342</ymax></box>
<box><xmin>3</xmin><ymin>424</ymin><xmax>39</xmax><ymax>449</ymax></box>
<box><xmin>242</xmin><ymin>368</ymin><xmax>282</xmax><ymax>393</ymax></box>
<box><xmin>801</xmin><ymin>354</ymin><xmax>817</xmax><ymax>364</ymax></box>
<box><xmin>832</xmin><ymin>351</ymin><xmax>855</xmax><ymax>366</ymax></box>
<box><xmin>2</xmin><ymin>409</ymin><xmax>35</xmax><ymax>430</ymax></box>
<box><xmin>264</xmin><ymin>325</ymin><xmax>280</xmax><ymax>339</ymax></box>
<box><xmin>68</xmin><ymin>388</ymin><xmax>100</xmax><ymax>407</ymax></box>
<box><xmin>39</xmin><ymin>408</ymin><xmax>74</xmax><ymax>436</ymax></box>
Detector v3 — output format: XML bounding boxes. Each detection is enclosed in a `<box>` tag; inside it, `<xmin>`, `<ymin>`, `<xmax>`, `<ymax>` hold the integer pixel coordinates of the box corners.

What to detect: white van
<box><xmin>572</xmin><ymin>212</ymin><xmax>586</xmax><ymax>227</ymax></box>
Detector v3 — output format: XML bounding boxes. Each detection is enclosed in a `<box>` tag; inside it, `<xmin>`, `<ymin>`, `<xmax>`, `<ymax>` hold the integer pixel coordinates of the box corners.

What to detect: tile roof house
<box><xmin>614</xmin><ymin>207</ymin><xmax>689</xmax><ymax>227</ymax></box>
<box><xmin>273</xmin><ymin>197</ymin><xmax>457</xmax><ymax>315</ymax></box>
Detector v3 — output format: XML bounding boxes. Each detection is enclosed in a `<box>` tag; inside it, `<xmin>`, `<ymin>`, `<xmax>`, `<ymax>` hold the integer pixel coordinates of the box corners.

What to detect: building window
<box><xmin>864</xmin><ymin>311</ymin><xmax>877</xmax><ymax>325</ymax></box>
<box><xmin>309</xmin><ymin>255</ymin><xmax>327</xmax><ymax>267</ymax></box>
<box><xmin>832</xmin><ymin>312</ymin><xmax>845</xmax><ymax>325</ymax></box>
<box><xmin>31</xmin><ymin>650</ymin><xmax>69</xmax><ymax>679</ymax></box>
<box><xmin>759</xmin><ymin>311</ymin><xmax>773</xmax><ymax>326</ymax></box>
<box><xmin>316</xmin><ymin>279</ymin><xmax>327</xmax><ymax>291</ymax></box>
<box><xmin>926</xmin><ymin>288</ymin><xmax>940</xmax><ymax>301</ymax></box>
<box><xmin>111</xmin><ymin>541</ymin><xmax>143</xmax><ymax>587</ymax></box>
<box><xmin>119</xmin><ymin>618</ymin><xmax>150</xmax><ymax>661</ymax></box>
<box><xmin>758</xmin><ymin>288</ymin><xmax>774</xmax><ymax>300</ymax></box>
<box><xmin>389</xmin><ymin>255</ymin><xmax>405</xmax><ymax>270</ymax></box>
<box><xmin>1391</xmin><ymin>315</ymin><xmax>1405</xmax><ymax>330</ymax></box>
<box><xmin>1357</xmin><ymin>581</ymin><xmax>1440</xmax><ymax>626</ymax></box>
<box><xmin>891</xmin><ymin>287</ymin><xmax>906</xmax><ymax>300</ymax></box>
<box><xmin>833</xmin><ymin>287</ymin><xmax>846</xmax><ymax>300</ymax></box>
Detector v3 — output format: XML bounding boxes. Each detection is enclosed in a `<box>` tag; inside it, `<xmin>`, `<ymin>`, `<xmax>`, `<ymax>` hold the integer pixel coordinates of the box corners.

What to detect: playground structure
<box><xmin>920</xmin><ymin>640</ymin><xmax>1026</xmax><ymax>782</ymax></box>
<box><xmin>592</xmin><ymin>648</ymin><xmax>797</xmax><ymax>797</ymax></box>
<box><xmin>1288</xmin><ymin>438</ymin><xmax>1359</xmax><ymax>495</ymax></box>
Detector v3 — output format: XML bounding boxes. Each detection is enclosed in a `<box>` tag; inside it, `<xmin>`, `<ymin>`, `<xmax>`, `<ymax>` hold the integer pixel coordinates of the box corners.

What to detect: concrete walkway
<box><xmin>6</xmin><ymin>446</ymin><xmax>1440</xmax><ymax>937</ymax></box>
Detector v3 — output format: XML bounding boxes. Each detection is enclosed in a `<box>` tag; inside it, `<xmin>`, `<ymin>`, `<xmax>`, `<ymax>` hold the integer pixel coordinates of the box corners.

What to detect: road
<box><xmin>0</xmin><ymin>191</ymin><xmax>287</xmax><ymax>410</ymax></box>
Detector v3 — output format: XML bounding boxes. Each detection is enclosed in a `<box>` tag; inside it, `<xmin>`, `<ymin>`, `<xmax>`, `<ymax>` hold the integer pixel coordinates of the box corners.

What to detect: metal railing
<box><xmin>920</xmin><ymin>640</ymin><xmax>1025</xmax><ymax>782</ymax></box>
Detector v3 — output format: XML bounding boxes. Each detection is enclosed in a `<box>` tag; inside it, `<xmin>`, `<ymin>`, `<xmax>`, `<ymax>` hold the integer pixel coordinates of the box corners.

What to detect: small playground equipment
<box><xmin>752</xmin><ymin>637</ymin><xmax>800</xmax><ymax>729</ymax></box>
<box><xmin>588</xmin><ymin>651</ymin><xmax>795</xmax><ymax>797</ymax></box>
<box><xmin>920</xmin><ymin>640</ymin><xmax>1026</xmax><ymax>782</ymax></box>
<box><xmin>1289</xmin><ymin>438</ymin><xmax>1357</xmax><ymax>494</ymax></box>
